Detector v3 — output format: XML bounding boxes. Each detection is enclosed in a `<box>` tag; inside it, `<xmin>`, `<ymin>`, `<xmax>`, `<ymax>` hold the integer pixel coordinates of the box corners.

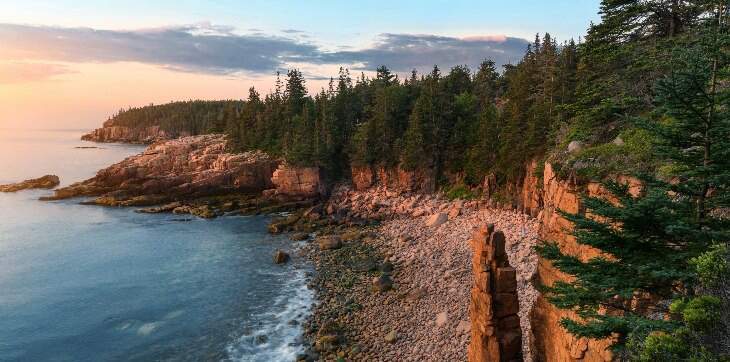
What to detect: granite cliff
<box><xmin>43</xmin><ymin>135</ymin><xmax>280</xmax><ymax>205</ymax></box>
<box><xmin>80</xmin><ymin>120</ymin><xmax>182</xmax><ymax>144</ymax></box>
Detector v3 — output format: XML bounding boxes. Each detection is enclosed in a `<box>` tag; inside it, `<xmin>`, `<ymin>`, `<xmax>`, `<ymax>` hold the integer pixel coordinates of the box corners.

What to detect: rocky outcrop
<box><xmin>81</xmin><ymin>120</ymin><xmax>184</xmax><ymax>144</ymax></box>
<box><xmin>528</xmin><ymin>162</ymin><xmax>619</xmax><ymax>362</ymax></box>
<box><xmin>469</xmin><ymin>224</ymin><xmax>522</xmax><ymax>362</ymax></box>
<box><xmin>0</xmin><ymin>175</ymin><xmax>60</xmax><ymax>192</ymax></box>
<box><xmin>351</xmin><ymin>165</ymin><xmax>435</xmax><ymax>193</ymax></box>
<box><xmin>519</xmin><ymin>160</ymin><xmax>543</xmax><ymax>218</ymax></box>
<box><xmin>41</xmin><ymin>134</ymin><xmax>279</xmax><ymax>205</ymax></box>
<box><xmin>270</xmin><ymin>164</ymin><xmax>325</xmax><ymax>199</ymax></box>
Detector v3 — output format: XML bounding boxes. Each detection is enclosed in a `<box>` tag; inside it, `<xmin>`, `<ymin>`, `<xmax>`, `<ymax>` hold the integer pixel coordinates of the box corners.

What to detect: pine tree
<box><xmin>649</xmin><ymin>7</ymin><xmax>730</xmax><ymax>221</ymax></box>
<box><xmin>472</xmin><ymin>59</ymin><xmax>500</xmax><ymax>109</ymax></box>
<box><xmin>285</xmin><ymin>69</ymin><xmax>307</xmax><ymax>117</ymax></box>
<box><xmin>465</xmin><ymin>102</ymin><xmax>499</xmax><ymax>185</ymax></box>
<box><xmin>401</xmin><ymin>95</ymin><xmax>431</xmax><ymax>170</ymax></box>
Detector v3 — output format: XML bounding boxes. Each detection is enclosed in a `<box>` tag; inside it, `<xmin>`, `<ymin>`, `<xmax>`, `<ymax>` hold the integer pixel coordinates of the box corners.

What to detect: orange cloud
<box><xmin>461</xmin><ymin>35</ymin><xmax>508</xmax><ymax>42</ymax></box>
<box><xmin>0</xmin><ymin>61</ymin><xmax>73</xmax><ymax>84</ymax></box>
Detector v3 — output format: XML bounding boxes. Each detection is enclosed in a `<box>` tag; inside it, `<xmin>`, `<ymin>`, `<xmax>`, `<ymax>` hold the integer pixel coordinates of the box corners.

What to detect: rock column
<box><xmin>468</xmin><ymin>224</ymin><xmax>522</xmax><ymax>362</ymax></box>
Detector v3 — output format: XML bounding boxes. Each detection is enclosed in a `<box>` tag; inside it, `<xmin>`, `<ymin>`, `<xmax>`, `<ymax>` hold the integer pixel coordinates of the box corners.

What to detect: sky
<box><xmin>0</xmin><ymin>0</ymin><xmax>601</xmax><ymax>129</ymax></box>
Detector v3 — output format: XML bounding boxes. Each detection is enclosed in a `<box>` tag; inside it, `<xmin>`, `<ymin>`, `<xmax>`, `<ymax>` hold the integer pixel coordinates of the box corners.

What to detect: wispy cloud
<box><xmin>0</xmin><ymin>23</ymin><xmax>320</xmax><ymax>74</ymax></box>
<box><xmin>0</xmin><ymin>61</ymin><xmax>73</xmax><ymax>84</ymax></box>
<box><xmin>318</xmin><ymin>33</ymin><xmax>529</xmax><ymax>72</ymax></box>
<box><xmin>0</xmin><ymin>23</ymin><xmax>529</xmax><ymax>78</ymax></box>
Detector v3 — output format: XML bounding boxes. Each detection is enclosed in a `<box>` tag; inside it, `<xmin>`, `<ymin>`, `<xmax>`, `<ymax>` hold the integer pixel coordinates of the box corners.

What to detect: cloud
<box><xmin>0</xmin><ymin>23</ymin><xmax>320</xmax><ymax>74</ymax></box>
<box><xmin>0</xmin><ymin>23</ymin><xmax>529</xmax><ymax>78</ymax></box>
<box><xmin>0</xmin><ymin>62</ymin><xmax>73</xmax><ymax>84</ymax></box>
<box><xmin>317</xmin><ymin>33</ymin><xmax>529</xmax><ymax>72</ymax></box>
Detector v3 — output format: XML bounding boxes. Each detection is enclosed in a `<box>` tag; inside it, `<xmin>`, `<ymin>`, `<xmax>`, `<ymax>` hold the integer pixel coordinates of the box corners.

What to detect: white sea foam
<box><xmin>164</xmin><ymin>309</ymin><xmax>185</xmax><ymax>319</ymax></box>
<box><xmin>225</xmin><ymin>267</ymin><xmax>314</xmax><ymax>362</ymax></box>
<box><xmin>137</xmin><ymin>322</ymin><xmax>163</xmax><ymax>336</ymax></box>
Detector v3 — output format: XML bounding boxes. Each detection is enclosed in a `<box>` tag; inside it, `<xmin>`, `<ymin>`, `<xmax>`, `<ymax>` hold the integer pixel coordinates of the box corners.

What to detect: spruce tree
<box><xmin>472</xmin><ymin>59</ymin><xmax>500</xmax><ymax>111</ymax></box>
<box><xmin>401</xmin><ymin>95</ymin><xmax>431</xmax><ymax>170</ymax></box>
<box><xmin>465</xmin><ymin>102</ymin><xmax>499</xmax><ymax>185</ymax></box>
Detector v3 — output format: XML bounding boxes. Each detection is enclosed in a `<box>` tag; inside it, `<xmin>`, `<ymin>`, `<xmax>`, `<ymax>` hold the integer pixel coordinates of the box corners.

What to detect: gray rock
<box><xmin>567</xmin><ymin>140</ymin><xmax>584</xmax><ymax>153</ymax></box>
<box><xmin>290</xmin><ymin>232</ymin><xmax>310</xmax><ymax>241</ymax></box>
<box><xmin>255</xmin><ymin>334</ymin><xmax>268</xmax><ymax>344</ymax></box>
<box><xmin>373</xmin><ymin>274</ymin><xmax>393</xmax><ymax>292</ymax></box>
<box><xmin>317</xmin><ymin>235</ymin><xmax>342</xmax><ymax>250</ymax></box>
<box><xmin>426</xmin><ymin>212</ymin><xmax>448</xmax><ymax>227</ymax></box>
<box><xmin>612</xmin><ymin>136</ymin><xmax>625</xmax><ymax>146</ymax></box>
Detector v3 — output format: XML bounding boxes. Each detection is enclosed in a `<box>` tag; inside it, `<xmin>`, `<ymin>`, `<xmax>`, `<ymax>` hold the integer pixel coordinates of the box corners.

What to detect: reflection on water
<box><xmin>0</xmin><ymin>128</ymin><xmax>144</xmax><ymax>186</ymax></box>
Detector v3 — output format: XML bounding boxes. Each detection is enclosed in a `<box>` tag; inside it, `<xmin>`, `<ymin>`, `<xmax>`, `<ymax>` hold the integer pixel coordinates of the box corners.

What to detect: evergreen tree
<box><xmin>472</xmin><ymin>59</ymin><xmax>500</xmax><ymax>108</ymax></box>
<box><xmin>465</xmin><ymin>102</ymin><xmax>499</xmax><ymax>184</ymax></box>
<box><xmin>285</xmin><ymin>69</ymin><xmax>308</xmax><ymax>117</ymax></box>
<box><xmin>401</xmin><ymin>95</ymin><xmax>431</xmax><ymax>170</ymax></box>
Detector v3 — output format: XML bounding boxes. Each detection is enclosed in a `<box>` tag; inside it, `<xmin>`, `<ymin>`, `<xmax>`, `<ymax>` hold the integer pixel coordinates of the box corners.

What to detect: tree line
<box><xmin>105</xmin><ymin>100</ymin><xmax>243</xmax><ymax>137</ymax></box>
<box><xmin>105</xmin><ymin>34</ymin><xmax>579</xmax><ymax>186</ymax></box>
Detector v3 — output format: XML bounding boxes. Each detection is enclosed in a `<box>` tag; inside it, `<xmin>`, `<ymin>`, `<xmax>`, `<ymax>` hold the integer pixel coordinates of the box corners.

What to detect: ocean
<box><xmin>0</xmin><ymin>129</ymin><xmax>312</xmax><ymax>361</ymax></box>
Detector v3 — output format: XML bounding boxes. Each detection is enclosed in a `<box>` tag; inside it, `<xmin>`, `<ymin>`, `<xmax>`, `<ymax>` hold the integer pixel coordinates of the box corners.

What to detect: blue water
<box><xmin>0</xmin><ymin>129</ymin><xmax>312</xmax><ymax>361</ymax></box>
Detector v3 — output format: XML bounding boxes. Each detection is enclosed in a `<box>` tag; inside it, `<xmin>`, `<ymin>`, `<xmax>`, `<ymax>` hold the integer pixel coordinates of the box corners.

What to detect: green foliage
<box><xmin>444</xmin><ymin>183</ymin><xmax>481</xmax><ymax>201</ymax></box>
<box><xmin>681</xmin><ymin>296</ymin><xmax>722</xmax><ymax>332</ymax></box>
<box><xmin>105</xmin><ymin>100</ymin><xmax>244</xmax><ymax>137</ymax></box>
<box><xmin>636</xmin><ymin>331</ymin><xmax>690</xmax><ymax>362</ymax></box>
<box><xmin>692</xmin><ymin>244</ymin><xmax>730</xmax><ymax>288</ymax></box>
<box><xmin>103</xmin><ymin>31</ymin><xmax>580</xmax><ymax>188</ymax></box>
<box><xmin>565</xmin><ymin>127</ymin><xmax>657</xmax><ymax>179</ymax></box>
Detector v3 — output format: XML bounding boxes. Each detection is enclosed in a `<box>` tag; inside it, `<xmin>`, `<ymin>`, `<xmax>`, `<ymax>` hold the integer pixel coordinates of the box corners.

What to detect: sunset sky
<box><xmin>0</xmin><ymin>0</ymin><xmax>600</xmax><ymax>130</ymax></box>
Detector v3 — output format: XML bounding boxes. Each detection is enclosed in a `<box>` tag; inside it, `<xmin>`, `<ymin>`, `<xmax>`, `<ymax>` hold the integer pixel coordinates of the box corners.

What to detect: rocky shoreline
<box><xmin>37</xmin><ymin>133</ymin><xmax>541</xmax><ymax>361</ymax></box>
<box><xmin>41</xmin><ymin>135</ymin><xmax>281</xmax><ymax>205</ymax></box>
<box><xmin>80</xmin><ymin>121</ymin><xmax>175</xmax><ymax>144</ymax></box>
<box><xmin>292</xmin><ymin>185</ymin><xmax>539</xmax><ymax>362</ymax></box>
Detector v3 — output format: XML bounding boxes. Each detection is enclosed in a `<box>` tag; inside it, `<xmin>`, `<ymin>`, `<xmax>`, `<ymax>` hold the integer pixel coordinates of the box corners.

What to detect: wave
<box><xmin>225</xmin><ymin>266</ymin><xmax>314</xmax><ymax>362</ymax></box>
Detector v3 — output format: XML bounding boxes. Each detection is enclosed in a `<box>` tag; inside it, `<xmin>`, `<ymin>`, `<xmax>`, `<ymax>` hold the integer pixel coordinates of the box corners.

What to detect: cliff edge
<box><xmin>80</xmin><ymin>120</ymin><xmax>182</xmax><ymax>144</ymax></box>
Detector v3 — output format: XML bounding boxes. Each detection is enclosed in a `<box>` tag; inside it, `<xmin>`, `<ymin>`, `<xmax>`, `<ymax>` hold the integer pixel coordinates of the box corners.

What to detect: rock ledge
<box><xmin>0</xmin><ymin>175</ymin><xmax>60</xmax><ymax>192</ymax></box>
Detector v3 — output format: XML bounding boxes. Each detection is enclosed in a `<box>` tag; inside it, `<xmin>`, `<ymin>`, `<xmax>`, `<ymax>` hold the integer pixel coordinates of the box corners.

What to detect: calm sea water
<box><xmin>0</xmin><ymin>129</ymin><xmax>312</xmax><ymax>361</ymax></box>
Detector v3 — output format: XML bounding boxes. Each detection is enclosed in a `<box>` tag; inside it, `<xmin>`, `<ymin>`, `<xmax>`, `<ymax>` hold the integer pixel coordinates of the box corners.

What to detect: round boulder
<box><xmin>273</xmin><ymin>249</ymin><xmax>290</xmax><ymax>264</ymax></box>
<box><xmin>567</xmin><ymin>140</ymin><xmax>584</xmax><ymax>153</ymax></box>
<box><xmin>317</xmin><ymin>235</ymin><xmax>343</xmax><ymax>250</ymax></box>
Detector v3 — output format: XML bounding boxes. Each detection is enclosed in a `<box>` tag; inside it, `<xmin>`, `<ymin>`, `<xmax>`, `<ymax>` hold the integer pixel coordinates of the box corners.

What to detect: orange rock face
<box><xmin>528</xmin><ymin>162</ymin><xmax>616</xmax><ymax>362</ymax></box>
<box><xmin>350</xmin><ymin>165</ymin><xmax>435</xmax><ymax>193</ymax></box>
<box><xmin>468</xmin><ymin>225</ymin><xmax>522</xmax><ymax>362</ymax></box>
<box><xmin>519</xmin><ymin>160</ymin><xmax>543</xmax><ymax>217</ymax></box>
<box><xmin>271</xmin><ymin>164</ymin><xmax>325</xmax><ymax>198</ymax></box>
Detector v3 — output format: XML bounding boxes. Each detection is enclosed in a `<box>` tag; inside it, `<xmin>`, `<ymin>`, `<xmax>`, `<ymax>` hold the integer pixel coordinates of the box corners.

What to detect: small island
<box><xmin>0</xmin><ymin>175</ymin><xmax>60</xmax><ymax>192</ymax></box>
